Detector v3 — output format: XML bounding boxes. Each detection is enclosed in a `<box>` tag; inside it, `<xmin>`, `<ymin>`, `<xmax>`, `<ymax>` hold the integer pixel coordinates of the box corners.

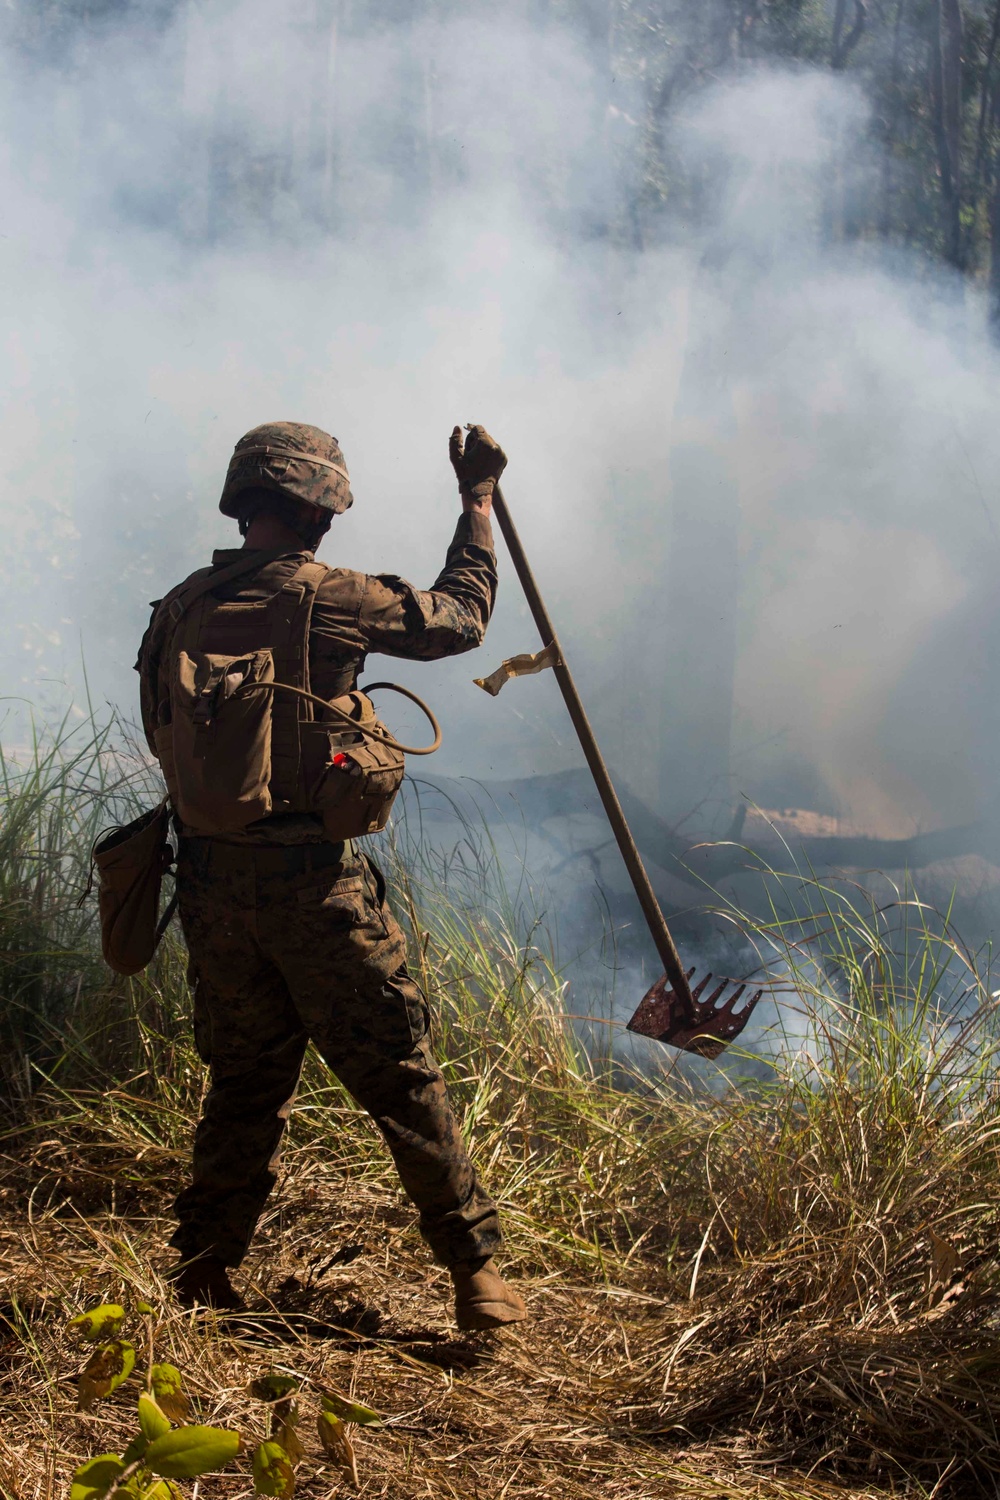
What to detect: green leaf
<box><xmin>316</xmin><ymin>1412</ymin><xmax>358</xmax><ymax>1484</ymax></box>
<box><xmin>250</xmin><ymin>1373</ymin><xmax>300</xmax><ymax>1402</ymax></box>
<box><xmin>275</xmin><ymin>1416</ymin><xmax>303</xmax><ymax>1466</ymax></box>
<box><xmin>77</xmin><ymin>1340</ymin><xmax>137</xmax><ymax>1410</ymax></box>
<box><xmin>150</xmin><ymin>1363</ymin><xmax>190</xmax><ymax>1423</ymax></box>
<box><xmin>139</xmin><ymin>1483</ymin><xmax>181</xmax><ymax>1500</ymax></box>
<box><xmin>320</xmin><ymin>1390</ymin><xmax>381</xmax><ymax>1426</ymax></box>
<box><xmin>67</xmin><ymin>1304</ymin><xmax>127</xmax><ymax>1343</ymax></box>
<box><xmin>316</xmin><ymin>1410</ymin><xmax>345</xmax><ymax>1457</ymax></box>
<box><xmin>252</xmin><ymin>1440</ymin><xmax>295</xmax><ymax>1497</ymax></box>
<box><xmin>150</xmin><ymin>1363</ymin><xmax>182</xmax><ymax>1397</ymax></box>
<box><xmin>70</xmin><ymin>1454</ymin><xmax>125</xmax><ymax>1500</ymax></box>
<box><xmin>139</xmin><ymin>1392</ymin><xmax>172</xmax><ymax>1441</ymax></box>
<box><xmin>145</xmin><ymin>1425</ymin><xmax>242</xmax><ymax>1479</ymax></box>
<box><xmin>135</xmin><ymin>1301</ymin><xmax>156</xmax><ymax>1317</ymax></box>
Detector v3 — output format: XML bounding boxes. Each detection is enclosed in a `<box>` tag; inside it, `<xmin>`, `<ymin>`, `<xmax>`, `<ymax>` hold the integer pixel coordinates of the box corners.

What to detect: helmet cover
<box><xmin>219</xmin><ymin>421</ymin><xmax>353</xmax><ymax>518</ymax></box>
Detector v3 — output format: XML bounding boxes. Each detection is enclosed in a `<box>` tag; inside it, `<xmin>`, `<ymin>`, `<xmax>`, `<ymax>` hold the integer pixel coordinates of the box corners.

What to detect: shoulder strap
<box><xmin>168</xmin><ymin>550</ymin><xmax>292</xmax><ymax>624</ymax></box>
<box><xmin>277</xmin><ymin>560</ymin><xmax>329</xmax><ymax>604</ymax></box>
<box><xmin>275</xmin><ymin>560</ymin><xmax>329</xmax><ymax>703</ymax></box>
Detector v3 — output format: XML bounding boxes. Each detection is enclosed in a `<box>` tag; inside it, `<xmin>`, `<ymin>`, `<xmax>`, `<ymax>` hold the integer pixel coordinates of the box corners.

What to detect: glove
<box><xmin>449</xmin><ymin>423</ymin><xmax>507</xmax><ymax>502</ymax></box>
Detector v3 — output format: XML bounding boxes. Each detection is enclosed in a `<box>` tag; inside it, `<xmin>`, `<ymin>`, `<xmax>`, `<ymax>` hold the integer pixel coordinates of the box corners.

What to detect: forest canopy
<box><xmin>8</xmin><ymin>1</ymin><xmax>1000</xmax><ymax>315</ymax></box>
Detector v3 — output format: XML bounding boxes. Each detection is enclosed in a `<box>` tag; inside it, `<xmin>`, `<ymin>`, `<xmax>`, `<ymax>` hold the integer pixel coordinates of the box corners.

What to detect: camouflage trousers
<box><xmin>172</xmin><ymin>837</ymin><xmax>500</xmax><ymax>1269</ymax></box>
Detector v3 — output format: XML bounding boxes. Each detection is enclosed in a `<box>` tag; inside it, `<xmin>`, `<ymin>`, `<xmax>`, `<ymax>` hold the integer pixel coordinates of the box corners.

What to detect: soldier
<box><xmin>136</xmin><ymin>420</ymin><xmax>526</xmax><ymax>1330</ymax></box>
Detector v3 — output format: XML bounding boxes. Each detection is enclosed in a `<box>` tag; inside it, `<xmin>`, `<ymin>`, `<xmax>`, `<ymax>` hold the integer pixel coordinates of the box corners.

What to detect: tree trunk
<box><xmin>990</xmin><ymin>121</ymin><xmax>1000</xmax><ymax>331</ymax></box>
<box><xmin>878</xmin><ymin>0</ymin><xmax>907</xmax><ymax>241</ymax></box>
<box><xmin>971</xmin><ymin>0</ymin><xmax>1000</xmax><ymax>288</ymax></box>
<box><xmin>930</xmin><ymin>0</ymin><xmax>964</xmax><ymax>268</ymax></box>
<box><xmin>831</xmin><ymin>0</ymin><xmax>867</xmax><ymax>70</ymax></box>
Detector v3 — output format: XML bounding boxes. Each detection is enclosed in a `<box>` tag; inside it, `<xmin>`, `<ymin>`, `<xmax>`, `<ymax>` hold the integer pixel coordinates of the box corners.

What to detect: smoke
<box><xmin>3</xmin><ymin>2</ymin><xmax>1000</xmax><ymax>864</ymax></box>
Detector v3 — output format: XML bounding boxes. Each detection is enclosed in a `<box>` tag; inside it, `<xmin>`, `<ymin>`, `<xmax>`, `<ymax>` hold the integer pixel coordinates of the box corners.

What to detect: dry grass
<box><xmin>2</xmin><ymin>717</ymin><xmax>1000</xmax><ymax>1497</ymax></box>
<box><xmin>0</xmin><ymin>1093</ymin><xmax>892</xmax><ymax>1500</ymax></box>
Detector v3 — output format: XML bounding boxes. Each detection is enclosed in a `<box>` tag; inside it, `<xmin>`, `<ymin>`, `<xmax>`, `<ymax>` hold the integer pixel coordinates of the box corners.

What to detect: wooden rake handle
<box><xmin>489</xmin><ymin>484</ymin><xmax>696</xmax><ymax>1018</ymax></box>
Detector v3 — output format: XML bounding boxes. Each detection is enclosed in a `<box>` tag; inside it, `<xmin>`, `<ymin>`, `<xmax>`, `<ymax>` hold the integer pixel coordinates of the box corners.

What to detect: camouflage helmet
<box><xmin>219</xmin><ymin>421</ymin><xmax>353</xmax><ymax>519</ymax></box>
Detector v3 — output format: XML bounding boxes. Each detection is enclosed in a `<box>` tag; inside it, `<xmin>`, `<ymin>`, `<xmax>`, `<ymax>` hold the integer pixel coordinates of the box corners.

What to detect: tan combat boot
<box><xmin>451</xmin><ymin>1257</ymin><xmax>527</xmax><ymax>1331</ymax></box>
<box><xmin>169</xmin><ymin>1255</ymin><xmax>246</xmax><ymax>1312</ymax></box>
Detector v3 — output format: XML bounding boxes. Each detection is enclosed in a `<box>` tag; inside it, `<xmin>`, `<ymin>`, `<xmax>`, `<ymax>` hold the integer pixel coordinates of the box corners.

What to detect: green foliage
<box><xmin>143</xmin><ymin>1428</ymin><xmax>242</xmax><ymax>1480</ymax></box>
<box><xmin>251</xmin><ymin>1441</ymin><xmax>295</xmax><ymax>1498</ymax></box>
<box><xmin>137</xmin><ymin>1394</ymin><xmax>171</xmax><ymax>1443</ymax></box>
<box><xmin>67</xmin><ymin>1305</ymin><xmax>384</xmax><ymax>1493</ymax></box>
<box><xmin>249</xmin><ymin>1374</ymin><xmax>300</xmax><ymax>1403</ymax></box>
<box><xmin>77</xmin><ymin>1341</ymin><xmax>136</xmax><ymax>1411</ymax></box>
<box><xmin>119</xmin><ymin>1435</ymin><xmax>148</xmax><ymax>1468</ymax></box>
<box><xmin>67</xmin><ymin>1304</ymin><xmax>126</xmax><ymax>1342</ymax></box>
<box><xmin>70</xmin><ymin>1456</ymin><xmax>125</xmax><ymax>1500</ymax></box>
<box><xmin>66</xmin><ymin>1307</ymin><xmax>245</xmax><ymax>1493</ymax></box>
<box><xmin>149</xmin><ymin>1364</ymin><xmax>189</xmax><ymax>1423</ymax></box>
<box><xmin>320</xmin><ymin>1390</ymin><xmax>382</xmax><ymax>1426</ymax></box>
<box><xmin>108</xmin><ymin>1479</ymin><xmax>144</xmax><ymax>1499</ymax></box>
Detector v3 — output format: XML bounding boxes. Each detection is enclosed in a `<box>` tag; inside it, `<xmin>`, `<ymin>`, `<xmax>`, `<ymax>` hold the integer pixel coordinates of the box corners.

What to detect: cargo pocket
<box><xmin>295</xmin><ymin>873</ymin><xmax>366</xmax><ymax>926</ymax></box>
<box><xmin>382</xmin><ymin>971</ymin><xmax>432</xmax><ymax>1050</ymax></box>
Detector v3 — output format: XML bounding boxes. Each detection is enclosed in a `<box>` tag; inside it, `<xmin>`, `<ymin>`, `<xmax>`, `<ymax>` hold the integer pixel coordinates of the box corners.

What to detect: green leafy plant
<box><xmin>247</xmin><ymin>1371</ymin><xmax>383</xmax><ymax>1494</ymax></box>
<box><xmin>68</xmin><ymin>1306</ymin><xmax>383</xmax><ymax>1497</ymax></box>
<box><xmin>67</xmin><ymin>1302</ymin><xmax>241</xmax><ymax>1497</ymax></box>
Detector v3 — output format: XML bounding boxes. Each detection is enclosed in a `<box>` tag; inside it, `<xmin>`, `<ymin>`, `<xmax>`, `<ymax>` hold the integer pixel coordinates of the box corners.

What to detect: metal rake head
<box><xmin>626</xmin><ymin>967</ymin><xmax>763</xmax><ymax>1059</ymax></box>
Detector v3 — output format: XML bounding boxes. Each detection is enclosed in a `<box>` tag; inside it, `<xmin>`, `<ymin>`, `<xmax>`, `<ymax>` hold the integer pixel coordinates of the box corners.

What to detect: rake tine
<box><xmin>702</xmin><ymin>978</ymin><xmax>731</xmax><ymax>1010</ymax></box>
<box><xmin>691</xmin><ymin>973</ymin><xmax>713</xmax><ymax>1003</ymax></box>
<box><xmin>721</xmin><ymin>982</ymin><xmax>748</xmax><ymax>1010</ymax></box>
<box><xmin>627</xmin><ymin>972</ymin><xmax>766</xmax><ymax>1056</ymax></box>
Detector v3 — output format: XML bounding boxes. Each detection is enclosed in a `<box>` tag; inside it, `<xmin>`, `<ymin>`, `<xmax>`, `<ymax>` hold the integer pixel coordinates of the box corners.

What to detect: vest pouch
<box><xmin>168</xmin><ymin>648</ymin><xmax>276</xmax><ymax>833</ymax></box>
<box><xmin>315</xmin><ymin>729</ymin><xmax>406</xmax><ymax>840</ymax></box>
<box><xmin>301</xmin><ymin>694</ymin><xmax>405</xmax><ymax>841</ymax></box>
<box><xmin>93</xmin><ymin>801</ymin><xmax>174</xmax><ymax>976</ymax></box>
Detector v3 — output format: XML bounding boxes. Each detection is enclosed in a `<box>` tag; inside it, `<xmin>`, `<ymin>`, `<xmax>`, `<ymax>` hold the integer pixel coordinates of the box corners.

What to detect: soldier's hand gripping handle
<box><xmin>450</xmin><ymin>423</ymin><xmax>507</xmax><ymax>515</ymax></box>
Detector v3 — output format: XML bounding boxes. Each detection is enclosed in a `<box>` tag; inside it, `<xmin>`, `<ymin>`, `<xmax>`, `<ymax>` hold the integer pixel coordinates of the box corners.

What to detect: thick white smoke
<box><xmin>2</xmin><ymin>3</ymin><xmax>999</xmax><ymax>862</ymax></box>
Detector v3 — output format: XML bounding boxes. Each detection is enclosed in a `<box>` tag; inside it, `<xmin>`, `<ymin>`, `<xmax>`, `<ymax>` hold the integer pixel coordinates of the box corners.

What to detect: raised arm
<box><xmin>359</xmin><ymin>425</ymin><xmax>507</xmax><ymax>662</ymax></box>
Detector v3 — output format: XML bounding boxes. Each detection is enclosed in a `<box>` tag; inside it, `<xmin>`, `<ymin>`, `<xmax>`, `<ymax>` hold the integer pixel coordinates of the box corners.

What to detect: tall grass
<box><xmin>3</xmin><ymin>707</ymin><xmax>1000</xmax><ymax>1493</ymax></box>
<box><xmin>0</xmin><ymin>709</ymin><xmax>189</xmax><ymax>1101</ymax></box>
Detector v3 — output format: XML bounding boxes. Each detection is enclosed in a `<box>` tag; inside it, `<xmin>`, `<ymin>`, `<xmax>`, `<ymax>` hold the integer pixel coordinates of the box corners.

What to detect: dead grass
<box><xmin>0</xmin><ymin>1100</ymin><xmax>893</xmax><ymax>1500</ymax></box>
<box><xmin>3</xmin><ymin>717</ymin><xmax>1000</xmax><ymax>1497</ymax></box>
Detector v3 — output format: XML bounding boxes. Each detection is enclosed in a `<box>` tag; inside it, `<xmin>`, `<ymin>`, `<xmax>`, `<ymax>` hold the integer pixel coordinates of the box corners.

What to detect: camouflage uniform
<box><xmin>136</xmin><ymin>511</ymin><xmax>501</xmax><ymax>1268</ymax></box>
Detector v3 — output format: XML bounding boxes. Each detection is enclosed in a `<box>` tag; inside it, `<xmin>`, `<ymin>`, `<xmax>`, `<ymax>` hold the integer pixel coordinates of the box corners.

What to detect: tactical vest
<box><xmin>153</xmin><ymin>554</ymin><xmax>406</xmax><ymax>840</ymax></box>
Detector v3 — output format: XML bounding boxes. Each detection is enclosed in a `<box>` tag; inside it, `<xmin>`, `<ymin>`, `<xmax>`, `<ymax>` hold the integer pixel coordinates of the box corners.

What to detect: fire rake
<box><xmin>476</xmin><ymin>475</ymin><xmax>762</xmax><ymax>1059</ymax></box>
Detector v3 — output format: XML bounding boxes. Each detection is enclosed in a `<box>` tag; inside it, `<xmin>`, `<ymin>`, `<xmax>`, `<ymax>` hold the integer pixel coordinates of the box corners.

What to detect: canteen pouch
<box><xmin>93</xmin><ymin>800</ymin><xmax>175</xmax><ymax>976</ymax></box>
<box><xmin>304</xmin><ymin>691</ymin><xmax>406</xmax><ymax>840</ymax></box>
<box><xmin>162</xmin><ymin>647</ymin><xmax>276</xmax><ymax>833</ymax></box>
